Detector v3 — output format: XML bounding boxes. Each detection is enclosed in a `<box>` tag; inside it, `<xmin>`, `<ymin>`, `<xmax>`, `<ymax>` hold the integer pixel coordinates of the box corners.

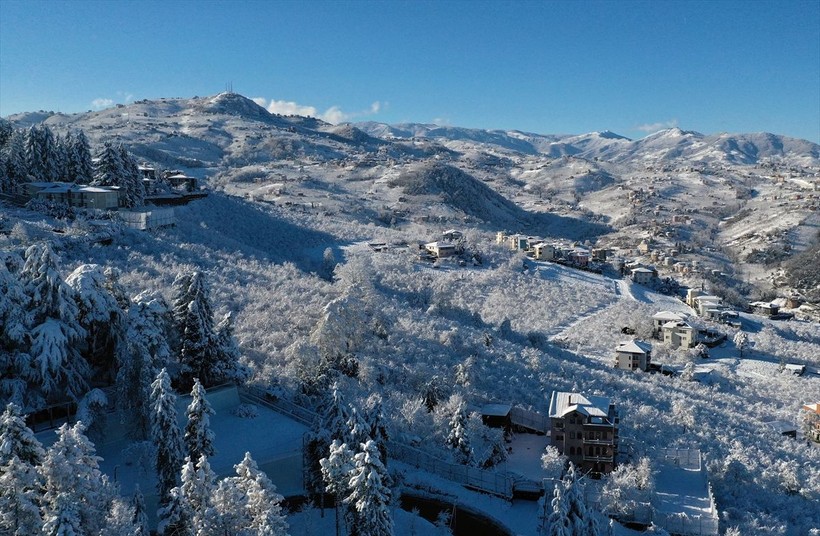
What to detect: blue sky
<box><xmin>1</xmin><ymin>0</ymin><xmax>818</xmax><ymax>142</ymax></box>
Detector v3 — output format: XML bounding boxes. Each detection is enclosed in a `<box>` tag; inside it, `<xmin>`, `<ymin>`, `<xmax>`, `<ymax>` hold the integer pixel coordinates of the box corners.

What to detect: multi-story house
<box><xmin>548</xmin><ymin>391</ymin><xmax>619</xmax><ymax>477</ymax></box>
<box><xmin>614</xmin><ymin>340</ymin><xmax>652</xmax><ymax>371</ymax></box>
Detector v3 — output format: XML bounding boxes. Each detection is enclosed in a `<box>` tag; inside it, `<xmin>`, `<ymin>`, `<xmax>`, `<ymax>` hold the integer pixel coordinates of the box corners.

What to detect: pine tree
<box><xmin>53</xmin><ymin>131</ymin><xmax>70</xmax><ymax>183</ymax></box>
<box><xmin>173</xmin><ymin>271</ymin><xmax>220</xmax><ymax>388</ymax></box>
<box><xmin>98</xmin><ymin>497</ymin><xmax>141</xmax><ymax>536</ymax></box>
<box><xmin>184</xmin><ymin>379</ymin><xmax>216</xmax><ymax>461</ymax></box>
<box><xmin>213</xmin><ymin>311</ymin><xmax>250</xmax><ymax>384</ymax></box>
<box><xmin>26</xmin><ymin>125</ymin><xmax>58</xmax><ymax>183</ymax></box>
<box><xmin>39</xmin><ymin>422</ymin><xmax>114</xmax><ymax>535</ymax></box>
<box><xmin>92</xmin><ymin>142</ymin><xmax>123</xmax><ymax>188</ymax></box>
<box><xmin>3</xmin><ymin>130</ymin><xmax>28</xmax><ymax>193</ymax></box>
<box><xmin>347</xmin><ymin>407</ymin><xmax>370</xmax><ymax>448</ymax></box>
<box><xmin>548</xmin><ymin>463</ymin><xmax>599</xmax><ymax>536</ymax></box>
<box><xmin>446</xmin><ymin>401</ymin><xmax>474</xmax><ymax>466</ymax></box>
<box><xmin>0</xmin><ymin>455</ymin><xmax>43</xmax><ymax>535</ymax></box>
<box><xmin>70</xmin><ymin>130</ymin><xmax>94</xmax><ymax>184</ymax></box>
<box><xmin>150</xmin><ymin>368</ymin><xmax>184</xmax><ymax>504</ymax></box>
<box><xmin>118</xmin><ymin>145</ymin><xmax>144</xmax><ymax>207</ymax></box>
<box><xmin>180</xmin><ymin>455</ymin><xmax>215</xmax><ymax>533</ymax></box>
<box><xmin>117</xmin><ymin>291</ymin><xmax>171</xmax><ymax>439</ymax></box>
<box><xmin>320</xmin><ymin>440</ymin><xmax>354</xmax><ymax>536</ymax></box>
<box><xmin>0</xmin><ymin>262</ymin><xmax>29</xmax><ymax>406</ymax></box>
<box><xmin>346</xmin><ymin>439</ymin><xmax>393</xmax><ymax>536</ymax></box>
<box><xmin>42</xmin><ymin>493</ymin><xmax>86</xmax><ymax>536</ymax></box>
<box><xmin>157</xmin><ymin>486</ymin><xmax>193</xmax><ymax>536</ymax></box>
<box><xmin>0</xmin><ymin>403</ymin><xmax>45</xmax><ymax>467</ymax></box>
<box><xmin>132</xmin><ymin>485</ymin><xmax>150</xmax><ymax>536</ymax></box>
<box><xmin>367</xmin><ymin>396</ymin><xmax>389</xmax><ymax>470</ymax></box>
<box><xmin>547</xmin><ymin>483</ymin><xmax>572</xmax><ymax>536</ymax></box>
<box><xmin>66</xmin><ymin>264</ymin><xmax>126</xmax><ymax>384</ymax></box>
<box><xmin>22</xmin><ymin>244</ymin><xmax>89</xmax><ymax>402</ymax></box>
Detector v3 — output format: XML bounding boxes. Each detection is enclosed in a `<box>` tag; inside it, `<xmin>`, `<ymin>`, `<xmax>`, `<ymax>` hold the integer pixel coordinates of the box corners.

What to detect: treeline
<box><xmin>0</xmin><ymin>118</ymin><xmax>147</xmax><ymax>208</ymax></box>
<box><xmin>0</xmin><ymin>245</ymin><xmax>247</xmax><ymax>419</ymax></box>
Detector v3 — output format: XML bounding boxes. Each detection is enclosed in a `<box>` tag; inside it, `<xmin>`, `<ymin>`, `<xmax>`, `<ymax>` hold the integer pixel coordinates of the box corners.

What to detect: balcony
<box><xmin>583</xmin><ymin>454</ymin><xmax>615</xmax><ymax>462</ymax></box>
<box><xmin>583</xmin><ymin>438</ymin><xmax>614</xmax><ymax>445</ymax></box>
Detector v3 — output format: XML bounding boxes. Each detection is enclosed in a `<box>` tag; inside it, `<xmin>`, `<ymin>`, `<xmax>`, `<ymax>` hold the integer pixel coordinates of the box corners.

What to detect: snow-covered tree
<box><xmin>76</xmin><ymin>388</ymin><xmax>109</xmax><ymax>443</ymax></box>
<box><xmin>367</xmin><ymin>395</ymin><xmax>389</xmax><ymax>470</ymax></box>
<box><xmin>546</xmin><ymin>463</ymin><xmax>599</xmax><ymax>536</ymax></box>
<box><xmin>184</xmin><ymin>379</ymin><xmax>216</xmax><ymax>461</ymax></box>
<box><xmin>346</xmin><ymin>439</ymin><xmax>393</xmax><ymax>536</ymax></box>
<box><xmin>173</xmin><ymin>271</ymin><xmax>226</xmax><ymax>388</ymax></box>
<box><xmin>67</xmin><ymin>130</ymin><xmax>94</xmax><ymax>184</ymax></box>
<box><xmin>42</xmin><ymin>494</ymin><xmax>85</xmax><ymax>536</ymax></box>
<box><xmin>22</xmin><ymin>244</ymin><xmax>89</xmax><ymax>403</ymax></box>
<box><xmin>320</xmin><ymin>439</ymin><xmax>354</xmax><ymax>536</ymax></box>
<box><xmin>600</xmin><ymin>458</ymin><xmax>654</xmax><ymax>520</ymax></box>
<box><xmin>66</xmin><ymin>264</ymin><xmax>126</xmax><ymax>383</ymax></box>
<box><xmin>180</xmin><ymin>455</ymin><xmax>216</xmax><ymax>533</ymax></box>
<box><xmin>2</xmin><ymin>130</ymin><xmax>29</xmax><ymax>193</ymax></box>
<box><xmin>151</xmin><ymin>368</ymin><xmax>184</xmax><ymax>503</ymax></box>
<box><xmin>157</xmin><ymin>486</ymin><xmax>193</xmax><ymax>536</ymax></box>
<box><xmin>0</xmin><ymin>402</ymin><xmax>44</xmax><ymax>466</ymax></box>
<box><xmin>117</xmin><ymin>291</ymin><xmax>171</xmax><ymax>439</ymax></box>
<box><xmin>733</xmin><ymin>331</ymin><xmax>748</xmax><ymax>358</ymax></box>
<box><xmin>118</xmin><ymin>145</ymin><xmax>144</xmax><ymax>207</ymax></box>
<box><xmin>213</xmin><ymin>311</ymin><xmax>251</xmax><ymax>384</ymax></box>
<box><xmin>26</xmin><ymin>125</ymin><xmax>58</xmax><ymax>183</ymax></box>
<box><xmin>0</xmin><ymin>454</ymin><xmax>43</xmax><ymax>535</ymax></box>
<box><xmin>209</xmin><ymin>452</ymin><xmax>289</xmax><ymax>536</ymax></box>
<box><xmin>131</xmin><ymin>485</ymin><xmax>150</xmax><ymax>536</ymax></box>
<box><xmin>445</xmin><ymin>400</ymin><xmax>474</xmax><ymax>466</ymax></box>
<box><xmin>39</xmin><ymin>422</ymin><xmax>114</xmax><ymax>535</ymax></box>
<box><xmin>347</xmin><ymin>407</ymin><xmax>371</xmax><ymax>448</ymax></box>
<box><xmin>92</xmin><ymin>142</ymin><xmax>124</xmax><ymax>188</ymax></box>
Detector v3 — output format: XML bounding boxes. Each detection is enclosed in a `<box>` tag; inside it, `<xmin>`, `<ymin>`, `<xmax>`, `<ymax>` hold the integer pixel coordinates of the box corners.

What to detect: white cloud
<box><xmin>266</xmin><ymin>99</ymin><xmax>318</xmax><ymax>118</ymax></box>
<box><xmin>320</xmin><ymin>106</ymin><xmax>350</xmax><ymax>124</ymax></box>
<box><xmin>91</xmin><ymin>98</ymin><xmax>114</xmax><ymax>110</ymax></box>
<box><xmin>262</xmin><ymin>97</ymin><xmax>384</xmax><ymax>124</ymax></box>
<box><xmin>636</xmin><ymin>119</ymin><xmax>678</xmax><ymax>132</ymax></box>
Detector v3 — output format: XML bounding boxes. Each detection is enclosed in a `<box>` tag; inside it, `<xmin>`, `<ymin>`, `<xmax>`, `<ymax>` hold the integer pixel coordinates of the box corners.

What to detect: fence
<box><xmin>658</xmin><ymin>447</ymin><xmax>702</xmax><ymax>470</ymax></box>
<box><xmin>654</xmin><ymin>512</ymin><xmax>719</xmax><ymax>536</ymax></box>
<box><xmin>240</xmin><ymin>388</ymin><xmax>517</xmax><ymax>499</ymax></box>
<box><xmin>388</xmin><ymin>441</ymin><xmax>514</xmax><ymax>499</ymax></box>
<box><xmin>510</xmin><ymin>406</ymin><xmax>550</xmax><ymax>434</ymax></box>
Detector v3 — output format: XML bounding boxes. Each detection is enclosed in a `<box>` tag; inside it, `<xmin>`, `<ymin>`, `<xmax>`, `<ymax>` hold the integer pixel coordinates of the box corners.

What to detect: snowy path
<box><xmin>546</xmin><ymin>274</ymin><xmax>625</xmax><ymax>341</ymax></box>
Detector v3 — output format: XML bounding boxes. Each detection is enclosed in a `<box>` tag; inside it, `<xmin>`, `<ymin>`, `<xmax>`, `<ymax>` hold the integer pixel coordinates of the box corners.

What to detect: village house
<box><xmin>614</xmin><ymin>340</ymin><xmax>652</xmax><ymax>371</ymax></box>
<box><xmin>631</xmin><ymin>266</ymin><xmax>656</xmax><ymax>285</ymax></box>
<box><xmin>532</xmin><ymin>242</ymin><xmax>557</xmax><ymax>261</ymax></box>
<box><xmin>750</xmin><ymin>301</ymin><xmax>780</xmax><ymax>317</ymax></box>
<box><xmin>638</xmin><ymin>239</ymin><xmax>651</xmax><ymax>254</ymax></box>
<box><xmin>442</xmin><ymin>229</ymin><xmax>463</xmax><ymax>241</ymax></box>
<box><xmin>507</xmin><ymin>233</ymin><xmax>529</xmax><ymax>251</ymax></box>
<box><xmin>548</xmin><ymin>391</ymin><xmax>619</xmax><ymax>476</ymax></box>
<box><xmin>424</xmin><ymin>241</ymin><xmax>458</xmax><ymax>258</ymax></box>
<box><xmin>568</xmin><ymin>247</ymin><xmax>591</xmax><ymax>267</ymax></box>
<box><xmin>591</xmin><ymin>247</ymin><xmax>609</xmax><ymax>262</ymax></box>
<box><xmin>802</xmin><ymin>403</ymin><xmax>820</xmax><ymax>443</ymax></box>
<box><xmin>662</xmin><ymin>321</ymin><xmax>696</xmax><ymax>349</ymax></box>
<box><xmin>165</xmin><ymin>172</ymin><xmax>198</xmax><ymax>192</ymax></box>
<box><xmin>24</xmin><ymin>181</ymin><xmax>121</xmax><ymax>210</ymax></box>
<box><xmin>651</xmin><ymin>311</ymin><xmax>688</xmax><ymax>338</ymax></box>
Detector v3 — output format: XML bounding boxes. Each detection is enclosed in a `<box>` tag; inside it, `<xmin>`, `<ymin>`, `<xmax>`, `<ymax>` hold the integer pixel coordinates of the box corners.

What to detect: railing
<box><xmin>388</xmin><ymin>441</ymin><xmax>514</xmax><ymax>499</ymax></box>
<box><xmin>654</xmin><ymin>512</ymin><xmax>719</xmax><ymax>536</ymax></box>
<box><xmin>240</xmin><ymin>387</ymin><xmax>516</xmax><ymax>499</ymax></box>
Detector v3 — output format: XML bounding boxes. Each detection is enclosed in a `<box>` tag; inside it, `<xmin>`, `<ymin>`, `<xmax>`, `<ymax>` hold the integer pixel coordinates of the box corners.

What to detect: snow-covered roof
<box><xmin>616</xmin><ymin>340</ymin><xmax>652</xmax><ymax>354</ymax></box>
<box><xmin>425</xmin><ymin>241</ymin><xmax>455</xmax><ymax>249</ymax></box>
<box><xmin>750</xmin><ymin>301</ymin><xmax>778</xmax><ymax>309</ymax></box>
<box><xmin>764</xmin><ymin>420</ymin><xmax>796</xmax><ymax>434</ymax></box>
<box><xmin>548</xmin><ymin>391</ymin><xmax>611</xmax><ymax>419</ymax></box>
<box><xmin>653</xmin><ymin>311</ymin><xmax>687</xmax><ymax>322</ymax></box>
<box><xmin>663</xmin><ymin>320</ymin><xmax>692</xmax><ymax>331</ymax></box>
<box><xmin>632</xmin><ymin>267</ymin><xmax>654</xmax><ymax>273</ymax></box>
<box><xmin>481</xmin><ymin>403</ymin><xmax>512</xmax><ymax>417</ymax></box>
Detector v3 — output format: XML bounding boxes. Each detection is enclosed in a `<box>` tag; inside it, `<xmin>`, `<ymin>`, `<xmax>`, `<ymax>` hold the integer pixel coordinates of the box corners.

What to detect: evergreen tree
<box><xmin>367</xmin><ymin>396</ymin><xmax>389</xmax><ymax>470</ymax></box>
<box><xmin>0</xmin><ymin>403</ymin><xmax>45</xmax><ymax>466</ymax></box>
<box><xmin>446</xmin><ymin>401</ymin><xmax>474</xmax><ymax>466</ymax></box>
<box><xmin>22</xmin><ymin>244</ymin><xmax>89</xmax><ymax>402</ymax></box>
<box><xmin>184</xmin><ymin>379</ymin><xmax>216</xmax><ymax>461</ymax></box>
<box><xmin>39</xmin><ymin>422</ymin><xmax>114</xmax><ymax>535</ymax></box>
<box><xmin>132</xmin><ymin>485</ymin><xmax>150</xmax><ymax>536</ymax></box>
<box><xmin>0</xmin><ymin>454</ymin><xmax>43</xmax><ymax>536</ymax></box>
<box><xmin>117</xmin><ymin>291</ymin><xmax>171</xmax><ymax>439</ymax></box>
<box><xmin>346</xmin><ymin>439</ymin><xmax>393</xmax><ymax>536</ymax></box>
<box><xmin>150</xmin><ymin>368</ymin><xmax>184</xmax><ymax>504</ymax></box>
<box><xmin>99</xmin><ymin>497</ymin><xmax>141</xmax><ymax>536</ymax></box>
<box><xmin>0</xmin><ymin>262</ymin><xmax>29</xmax><ymax>406</ymax></box>
<box><xmin>548</xmin><ymin>463</ymin><xmax>600</xmax><ymax>536</ymax></box>
<box><xmin>69</xmin><ymin>130</ymin><xmax>94</xmax><ymax>184</ymax></box>
<box><xmin>172</xmin><ymin>271</ymin><xmax>220</xmax><ymax>388</ymax></box>
<box><xmin>157</xmin><ymin>486</ymin><xmax>193</xmax><ymax>536</ymax></box>
<box><xmin>66</xmin><ymin>264</ymin><xmax>126</xmax><ymax>384</ymax></box>
<box><xmin>42</xmin><ymin>494</ymin><xmax>86</xmax><ymax>536</ymax></box>
<box><xmin>118</xmin><ymin>145</ymin><xmax>144</xmax><ymax>207</ymax></box>
<box><xmin>547</xmin><ymin>483</ymin><xmax>571</xmax><ymax>536</ymax></box>
<box><xmin>0</xmin><ymin>117</ymin><xmax>12</xmax><ymax>147</ymax></box>
<box><xmin>347</xmin><ymin>407</ymin><xmax>370</xmax><ymax>448</ymax></box>
<box><xmin>53</xmin><ymin>131</ymin><xmax>70</xmax><ymax>183</ymax></box>
<box><xmin>213</xmin><ymin>311</ymin><xmax>251</xmax><ymax>384</ymax></box>
<box><xmin>180</xmin><ymin>455</ymin><xmax>215</xmax><ymax>533</ymax></box>
<box><xmin>92</xmin><ymin>142</ymin><xmax>123</xmax><ymax>188</ymax></box>
<box><xmin>3</xmin><ymin>130</ymin><xmax>28</xmax><ymax>192</ymax></box>
<box><xmin>26</xmin><ymin>125</ymin><xmax>58</xmax><ymax>183</ymax></box>
<box><xmin>320</xmin><ymin>440</ymin><xmax>354</xmax><ymax>536</ymax></box>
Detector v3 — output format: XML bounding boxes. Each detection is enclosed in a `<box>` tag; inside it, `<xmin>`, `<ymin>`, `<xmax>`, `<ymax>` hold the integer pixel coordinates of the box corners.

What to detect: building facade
<box><xmin>548</xmin><ymin>391</ymin><xmax>619</xmax><ymax>476</ymax></box>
